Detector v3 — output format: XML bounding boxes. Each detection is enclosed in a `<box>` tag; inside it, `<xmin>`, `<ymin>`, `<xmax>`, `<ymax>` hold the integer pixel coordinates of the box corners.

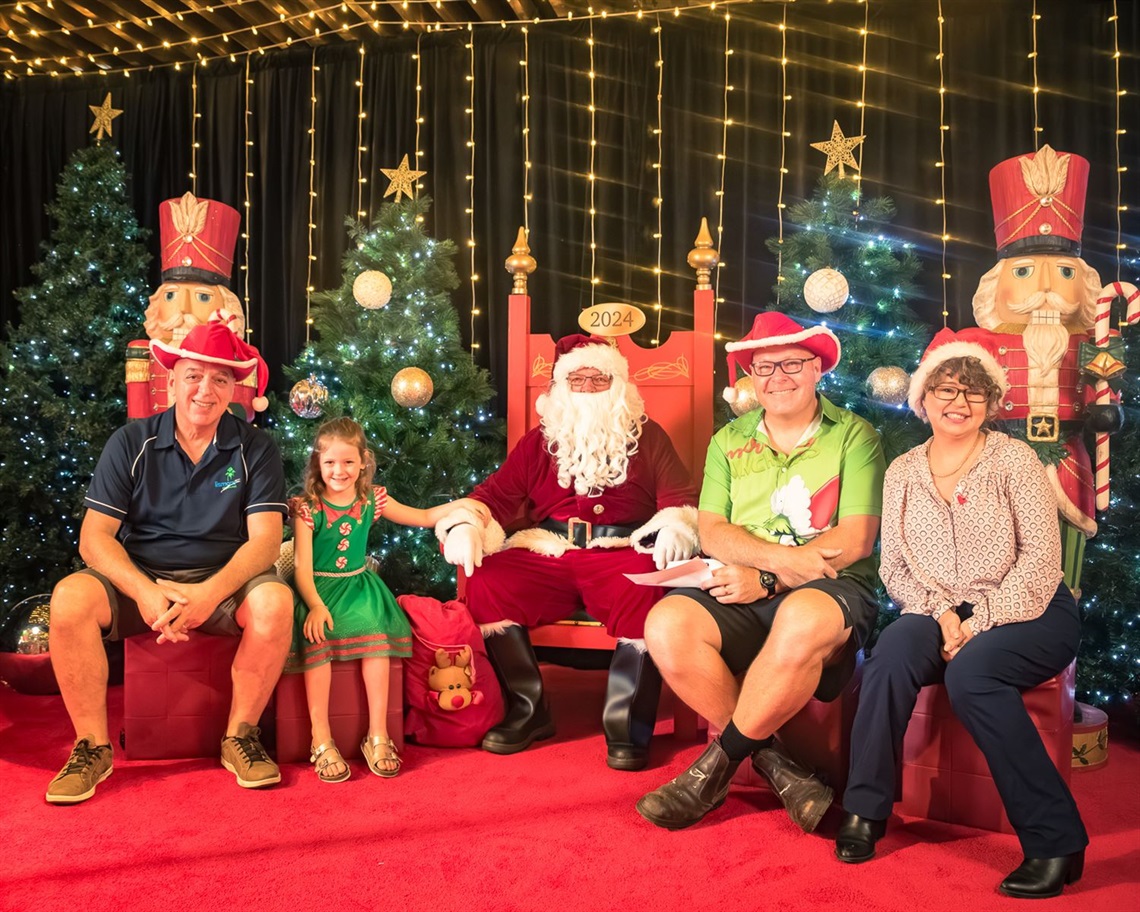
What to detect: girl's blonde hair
<box><xmin>302</xmin><ymin>417</ymin><xmax>376</xmax><ymax>505</ymax></box>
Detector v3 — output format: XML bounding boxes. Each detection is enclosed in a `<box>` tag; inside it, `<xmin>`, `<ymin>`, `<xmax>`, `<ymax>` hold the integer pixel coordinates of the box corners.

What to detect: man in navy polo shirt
<box><xmin>45</xmin><ymin>321</ymin><xmax>292</xmax><ymax>804</ymax></box>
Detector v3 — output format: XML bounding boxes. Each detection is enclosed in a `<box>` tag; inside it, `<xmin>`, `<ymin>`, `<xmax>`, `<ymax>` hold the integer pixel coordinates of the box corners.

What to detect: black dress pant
<box><xmin>843</xmin><ymin>582</ymin><xmax>1088</xmax><ymax>857</ymax></box>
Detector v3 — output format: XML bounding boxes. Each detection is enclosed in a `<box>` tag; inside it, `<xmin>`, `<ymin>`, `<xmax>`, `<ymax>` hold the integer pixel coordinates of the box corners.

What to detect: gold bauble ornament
<box><xmin>391</xmin><ymin>367</ymin><xmax>433</xmax><ymax>408</ymax></box>
<box><xmin>353</xmin><ymin>270</ymin><xmax>393</xmax><ymax>309</ymax></box>
<box><xmin>723</xmin><ymin>376</ymin><xmax>761</xmax><ymax>417</ymax></box>
<box><xmin>867</xmin><ymin>366</ymin><xmax>911</xmax><ymax>405</ymax></box>
<box><xmin>14</xmin><ymin>599</ymin><xmax>52</xmax><ymax>655</ymax></box>
<box><xmin>290</xmin><ymin>374</ymin><xmax>329</xmax><ymax>419</ymax></box>
<box><xmin>804</xmin><ymin>267</ymin><xmax>849</xmax><ymax>313</ymax></box>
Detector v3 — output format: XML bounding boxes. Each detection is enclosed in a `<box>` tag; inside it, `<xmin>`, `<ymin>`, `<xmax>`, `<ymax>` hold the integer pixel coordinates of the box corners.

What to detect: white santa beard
<box><xmin>541</xmin><ymin>385</ymin><xmax>643</xmax><ymax>495</ymax></box>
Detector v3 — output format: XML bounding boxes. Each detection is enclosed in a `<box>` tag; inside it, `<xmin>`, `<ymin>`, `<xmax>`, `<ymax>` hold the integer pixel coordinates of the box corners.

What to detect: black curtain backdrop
<box><xmin>2</xmin><ymin>0</ymin><xmax>1137</xmax><ymax>412</ymax></box>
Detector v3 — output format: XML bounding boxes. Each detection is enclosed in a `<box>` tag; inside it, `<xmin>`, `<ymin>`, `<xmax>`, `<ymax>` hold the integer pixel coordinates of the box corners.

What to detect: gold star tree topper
<box><xmin>380</xmin><ymin>155</ymin><xmax>427</xmax><ymax>203</ymax></box>
<box><xmin>810</xmin><ymin>120</ymin><xmax>865</xmax><ymax>179</ymax></box>
<box><xmin>89</xmin><ymin>93</ymin><xmax>123</xmax><ymax>142</ymax></box>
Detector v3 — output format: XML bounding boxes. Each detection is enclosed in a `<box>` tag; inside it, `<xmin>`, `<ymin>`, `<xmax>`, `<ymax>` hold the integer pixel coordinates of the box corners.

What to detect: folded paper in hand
<box><xmin>624</xmin><ymin>557</ymin><xmax>724</xmax><ymax>588</ymax></box>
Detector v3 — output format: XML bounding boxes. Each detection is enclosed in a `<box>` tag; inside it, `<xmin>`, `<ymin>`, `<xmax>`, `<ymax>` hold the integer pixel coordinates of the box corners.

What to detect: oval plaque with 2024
<box><xmin>578</xmin><ymin>302</ymin><xmax>646</xmax><ymax>338</ymax></box>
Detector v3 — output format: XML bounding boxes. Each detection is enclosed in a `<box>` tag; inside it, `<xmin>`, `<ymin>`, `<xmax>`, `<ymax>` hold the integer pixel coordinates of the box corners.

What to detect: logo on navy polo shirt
<box><xmin>215</xmin><ymin>465</ymin><xmax>241</xmax><ymax>493</ymax></box>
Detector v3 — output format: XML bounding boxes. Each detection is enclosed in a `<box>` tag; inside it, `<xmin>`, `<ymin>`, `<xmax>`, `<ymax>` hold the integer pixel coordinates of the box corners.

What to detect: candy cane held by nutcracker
<box><xmin>1093</xmin><ymin>281</ymin><xmax>1140</xmax><ymax>509</ymax></box>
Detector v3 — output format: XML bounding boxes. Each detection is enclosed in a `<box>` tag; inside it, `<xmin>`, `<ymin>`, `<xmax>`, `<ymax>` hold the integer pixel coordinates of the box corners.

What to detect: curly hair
<box><xmin>922</xmin><ymin>356</ymin><xmax>1005</xmax><ymax>422</ymax></box>
<box><xmin>301</xmin><ymin>416</ymin><xmax>376</xmax><ymax>506</ymax></box>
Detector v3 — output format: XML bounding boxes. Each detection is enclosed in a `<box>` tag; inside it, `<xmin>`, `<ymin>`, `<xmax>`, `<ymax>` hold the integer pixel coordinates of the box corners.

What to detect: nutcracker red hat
<box><xmin>908</xmin><ymin>327</ymin><xmax>1008</xmax><ymax>418</ymax></box>
<box><xmin>150</xmin><ymin>319</ymin><xmax>269</xmax><ymax>404</ymax></box>
<box><xmin>989</xmin><ymin>145</ymin><xmax>1089</xmax><ymax>258</ymax></box>
<box><xmin>724</xmin><ymin>311</ymin><xmax>841</xmax><ymax>384</ymax></box>
<box><xmin>550</xmin><ymin>333</ymin><xmax>630</xmax><ymax>384</ymax></box>
<box><xmin>158</xmin><ymin>192</ymin><xmax>242</xmax><ymax>287</ymax></box>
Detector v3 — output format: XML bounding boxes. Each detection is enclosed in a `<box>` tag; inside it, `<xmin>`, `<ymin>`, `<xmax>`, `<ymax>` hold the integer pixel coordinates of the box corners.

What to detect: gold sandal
<box><xmin>311</xmin><ymin>740</ymin><xmax>350</xmax><ymax>783</ymax></box>
<box><xmin>361</xmin><ymin>734</ymin><xmax>402</xmax><ymax>778</ymax></box>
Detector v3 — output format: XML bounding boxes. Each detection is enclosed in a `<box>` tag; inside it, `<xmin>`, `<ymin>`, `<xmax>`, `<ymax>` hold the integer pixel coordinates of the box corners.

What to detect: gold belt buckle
<box><xmin>567</xmin><ymin>517</ymin><xmax>592</xmax><ymax>546</ymax></box>
<box><xmin>1027</xmin><ymin>412</ymin><xmax>1060</xmax><ymax>443</ymax></box>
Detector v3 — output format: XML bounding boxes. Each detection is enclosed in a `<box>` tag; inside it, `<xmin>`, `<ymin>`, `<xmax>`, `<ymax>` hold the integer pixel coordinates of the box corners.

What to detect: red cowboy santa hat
<box><xmin>150</xmin><ymin>318</ymin><xmax>269</xmax><ymax>411</ymax></box>
<box><xmin>908</xmin><ymin>327</ymin><xmax>1009</xmax><ymax>418</ymax></box>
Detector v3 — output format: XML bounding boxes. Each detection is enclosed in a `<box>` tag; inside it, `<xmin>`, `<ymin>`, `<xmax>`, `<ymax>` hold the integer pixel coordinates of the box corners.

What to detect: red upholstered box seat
<box><xmin>273</xmin><ymin>659</ymin><xmax>404</xmax><ymax>763</ymax></box>
<box><xmin>899</xmin><ymin>661</ymin><xmax>1076</xmax><ymax>834</ymax></box>
<box><xmin>122</xmin><ymin>633</ymin><xmax>241</xmax><ymax>760</ymax></box>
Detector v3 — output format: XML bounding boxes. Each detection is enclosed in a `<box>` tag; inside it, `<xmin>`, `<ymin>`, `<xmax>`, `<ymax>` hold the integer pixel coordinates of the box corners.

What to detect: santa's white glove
<box><xmin>651</xmin><ymin>526</ymin><xmax>691</xmax><ymax>570</ymax></box>
<box><xmin>443</xmin><ymin>523</ymin><xmax>484</xmax><ymax>576</ymax></box>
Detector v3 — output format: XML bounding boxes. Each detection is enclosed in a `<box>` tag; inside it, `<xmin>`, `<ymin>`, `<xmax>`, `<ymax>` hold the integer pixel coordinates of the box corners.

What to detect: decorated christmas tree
<box><xmin>759</xmin><ymin>170</ymin><xmax>929</xmax><ymax>464</ymax></box>
<box><xmin>0</xmin><ymin>138</ymin><xmax>151</xmax><ymax>608</ymax></box>
<box><xmin>272</xmin><ymin>193</ymin><xmax>503</xmax><ymax>600</ymax></box>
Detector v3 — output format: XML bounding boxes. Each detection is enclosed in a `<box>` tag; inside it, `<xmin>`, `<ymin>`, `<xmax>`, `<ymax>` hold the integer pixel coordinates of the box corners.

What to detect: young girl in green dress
<box><xmin>286</xmin><ymin>417</ymin><xmax>486</xmax><ymax>782</ymax></box>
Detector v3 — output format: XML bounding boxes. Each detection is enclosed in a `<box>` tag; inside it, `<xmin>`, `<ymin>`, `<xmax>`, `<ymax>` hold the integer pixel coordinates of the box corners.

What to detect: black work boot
<box><xmin>603</xmin><ymin>640</ymin><xmax>664</xmax><ymax>771</ymax></box>
<box><xmin>481</xmin><ymin>625</ymin><xmax>555</xmax><ymax>755</ymax></box>
<box><xmin>635</xmin><ymin>738</ymin><xmax>740</xmax><ymax>830</ymax></box>
<box><xmin>751</xmin><ymin>739</ymin><xmax>834</xmax><ymax>833</ymax></box>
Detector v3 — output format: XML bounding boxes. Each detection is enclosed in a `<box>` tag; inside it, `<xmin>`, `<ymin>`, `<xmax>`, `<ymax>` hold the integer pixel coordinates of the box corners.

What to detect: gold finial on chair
<box><xmin>504</xmin><ymin>227</ymin><xmax>537</xmax><ymax>295</ymax></box>
<box><xmin>687</xmin><ymin>218</ymin><xmax>720</xmax><ymax>290</ymax></box>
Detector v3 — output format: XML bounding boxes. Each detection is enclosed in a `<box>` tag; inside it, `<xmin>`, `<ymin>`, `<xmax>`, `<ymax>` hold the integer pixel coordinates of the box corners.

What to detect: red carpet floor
<box><xmin>1</xmin><ymin>665</ymin><xmax>1137</xmax><ymax>912</ymax></box>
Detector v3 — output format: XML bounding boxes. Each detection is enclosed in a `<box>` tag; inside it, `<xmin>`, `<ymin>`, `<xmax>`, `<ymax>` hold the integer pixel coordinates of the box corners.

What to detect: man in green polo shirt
<box><xmin>636</xmin><ymin>311</ymin><xmax>885</xmax><ymax>834</ymax></box>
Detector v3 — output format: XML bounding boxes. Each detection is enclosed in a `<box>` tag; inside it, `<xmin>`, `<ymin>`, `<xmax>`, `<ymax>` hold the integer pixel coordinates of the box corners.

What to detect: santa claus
<box><xmin>434</xmin><ymin>334</ymin><xmax>700</xmax><ymax>769</ymax></box>
<box><xmin>961</xmin><ymin>145</ymin><xmax>1121</xmax><ymax>590</ymax></box>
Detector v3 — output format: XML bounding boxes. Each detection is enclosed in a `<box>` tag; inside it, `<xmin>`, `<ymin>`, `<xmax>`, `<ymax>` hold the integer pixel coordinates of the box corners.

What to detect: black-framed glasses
<box><xmin>749</xmin><ymin>357</ymin><xmax>818</xmax><ymax>378</ymax></box>
<box><xmin>929</xmin><ymin>385</ymin><xmax>988</xmax><ymax>404</ymax></box>
<box><xmin>566</xmin><ymin>372</ymin><xmax>613</xmax><ymax>391</ymax></box>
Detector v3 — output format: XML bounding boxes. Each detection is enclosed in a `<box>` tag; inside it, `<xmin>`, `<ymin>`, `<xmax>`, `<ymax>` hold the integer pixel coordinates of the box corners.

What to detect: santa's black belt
<box><xmin>537</xmin><ymin>519</ymin><xmax>637</xmax><ymax>547</ymax></box>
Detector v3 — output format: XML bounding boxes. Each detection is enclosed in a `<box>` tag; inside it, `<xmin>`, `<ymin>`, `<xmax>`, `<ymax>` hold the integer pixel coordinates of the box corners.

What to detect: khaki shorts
<box><xmin>78</xmin><ymin>562</ymin><xmax>287</xmax><ymax>641</ymax></box>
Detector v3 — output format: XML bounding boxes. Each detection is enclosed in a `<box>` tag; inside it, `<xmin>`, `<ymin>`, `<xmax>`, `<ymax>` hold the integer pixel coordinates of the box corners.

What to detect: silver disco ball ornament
<box><xmin>1</xmin><ymin>593</ymin><xmax>52</xmax><ymax>654</ymax></box>
<box><xmin>290</xmin><ymin>374</ymin><xmax>329</xmax><ymax>419</ymax></box>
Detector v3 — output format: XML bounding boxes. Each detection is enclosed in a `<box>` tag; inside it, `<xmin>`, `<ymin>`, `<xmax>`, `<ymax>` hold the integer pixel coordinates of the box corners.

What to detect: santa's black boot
<box><xmin>482</xmin><ymin>625</ymin><xmax>556</xmax><ymax>754</ymax></box>
<box><xmin>603</xmin><ymin>640</ymin><xmax>663</xmax><ymax>771</ymax></box>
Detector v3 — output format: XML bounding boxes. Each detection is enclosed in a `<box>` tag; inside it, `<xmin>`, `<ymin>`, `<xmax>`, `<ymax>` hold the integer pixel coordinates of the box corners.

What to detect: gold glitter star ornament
<box><xmin>89</xmin><ymin>93</ymin><xmax>123</xmax><ymax>142</ymax></box>
<box><xmin>810</xmin><ymin>121</ymin><xmax>865</xmax><ymax>179</ymax></box>
<box><xmin>380</xmin><ymin>155</ymin><xmax>427</xmax><ymax>203</ymax></box>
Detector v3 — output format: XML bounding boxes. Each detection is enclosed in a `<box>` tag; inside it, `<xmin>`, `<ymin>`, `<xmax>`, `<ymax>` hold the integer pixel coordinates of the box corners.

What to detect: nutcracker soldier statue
<box><xmin>961</xmin><ymin>145</ymin><xmax>1126</xmax><ymax>592</ymax></box>
<box><xmin>126</xmin><ymin>192</ymin><xmax>266</xmax><ymax>421</ymax></box>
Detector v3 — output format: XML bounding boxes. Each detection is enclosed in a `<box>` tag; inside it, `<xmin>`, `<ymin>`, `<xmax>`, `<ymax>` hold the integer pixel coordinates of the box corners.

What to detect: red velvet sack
<box><xmin>396</xmin><ymin>595</ymin><xmax>504</xmax><ymax>747</ymax></box>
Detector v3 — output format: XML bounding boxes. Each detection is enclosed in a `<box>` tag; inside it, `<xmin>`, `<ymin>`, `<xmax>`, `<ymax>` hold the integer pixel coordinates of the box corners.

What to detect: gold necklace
<box><xmin>928</xmin><ymin>433</ymin><xmax>983</xmax><ymax>479</ymax></box>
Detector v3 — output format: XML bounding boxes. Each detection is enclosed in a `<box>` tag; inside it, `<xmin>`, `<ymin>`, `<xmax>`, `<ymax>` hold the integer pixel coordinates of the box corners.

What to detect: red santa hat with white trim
<box><xmin>722</xmin><ymin>311</ymin><xmax>841</xmax><ymax>404</ymax></box>
<box><xmin>908</xmin><ymin>327</ymin><xmax>1009</xmax><ymax>419</ymax></box>
<box><xmin>549</xmin><ymin>333</ymin><xmax>630</xmax><ymax>384</ymax></box>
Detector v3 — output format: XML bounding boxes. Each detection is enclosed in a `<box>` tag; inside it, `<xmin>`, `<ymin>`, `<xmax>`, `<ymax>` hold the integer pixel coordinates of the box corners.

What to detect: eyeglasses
<box><xmin>749</xmin><ymin>357</ymin><xmax>818</xmax><ymax>378</ymax></box>
<box><xmin>566</xmin><ymin>372</ymin><xmax>613</xmax><ymax>391</ymax></box>
<box><xmin>928</xmin><ymin>385</ymin><xmax>989</xmax><ymax>404</ymax></box>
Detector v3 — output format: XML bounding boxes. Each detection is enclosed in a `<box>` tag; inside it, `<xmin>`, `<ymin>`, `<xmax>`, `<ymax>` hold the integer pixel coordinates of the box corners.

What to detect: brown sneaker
<box><xmin>45</xmin><ymin>736</ymin><xmax>113</xmax><ymax>805</ymax></box>
<box><xmin>220</xmin><ymin>722</ymin><xmax>280</xmax><ymax>788</ymax></box>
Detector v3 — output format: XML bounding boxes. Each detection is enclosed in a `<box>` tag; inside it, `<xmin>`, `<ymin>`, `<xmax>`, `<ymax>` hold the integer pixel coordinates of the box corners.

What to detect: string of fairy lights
<box><xmin>853</xmin><ymin>1</ymin><xmax>868</xmax><ymax>208</ymax></box>
<box><xmin>304</xmin><ymin>48</ymin><xmax>318</xmax><ymax>343</ymax></box>
<box><xmin>936</xmin><ymin>0</ymin><xmax>949</xmax><ymax>328</ymax></box>
<box><xmin>190</xmin><ymin>62</ymin><xmax>199</xmax><ymax>194</ymax></box>
<box><xmin>586</xmin><ymin>16</ymin><xmax>597</xmax><ymax>307</ymax></box>
<box><xmin>521</xmin><ymin>25</ymin><xmax>531</xmax><ymax>235</ymax></box>
<box><xmin>712</xmin><ymin>9</ymin><xmax>733</xmax><ymax>336</ymax></box>
<box><xmin>413</xmin><ymin>34</ymin><xmax>423</xmax><ymax>180</ymax></box>
<box><xmin>774</xmin><ymin>5</ymin><xmax>789</xmax><ymax>306</ymax></box>
<box><xmin>465</xmin><ymin>24</ymin><xmax>479</xmax><ymax>351</ymax></box>
<box><xmin>1110</xmin><ymin>0</ymin><xmax>1126</xmax><ymax>282</ymax></box>
<box><xmin>241</xmin><ymin>54</ymin><xmax>252</xmax><ymax>325</ymax></box>
<box><xmin>356</xmin><ymin>45</ymin><xmax>367</xmax><ymax>219</ymax></box>
<box><xmin>1030</xmin><ymin>0</ymin><xmax>1042</xmax><ymax>149</ymax></box>
<box><xmin>651</xmin><ymin>15</ymin><xmax>665</xmax><ymax>346</ymax></box>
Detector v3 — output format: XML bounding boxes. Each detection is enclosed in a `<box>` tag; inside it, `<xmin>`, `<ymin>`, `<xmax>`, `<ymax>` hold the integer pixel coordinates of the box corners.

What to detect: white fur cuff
<box><xmin>434</xmin><ymin>507</ymin><xmax>507</xmax><ymax>555</ymax></box>
<box><xmin>629</xmin><ymin>505</ymin><xmax>700</xmax><ymax>556</ymax></box>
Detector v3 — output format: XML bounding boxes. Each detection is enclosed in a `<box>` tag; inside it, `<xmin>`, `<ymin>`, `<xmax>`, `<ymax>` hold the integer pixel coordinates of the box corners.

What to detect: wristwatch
<box><xmin>758</xmin><ymin>569</ymin><xmax>778</xmax><ymax>597</ymax></box>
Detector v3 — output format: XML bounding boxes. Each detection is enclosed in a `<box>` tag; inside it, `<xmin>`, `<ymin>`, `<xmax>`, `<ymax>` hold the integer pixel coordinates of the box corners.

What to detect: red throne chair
<box><xmin>470</xmin><ymin>223</ymin><xmax>718</xmax><ymax>740</ymax></box>
<box><xmin>899</xmin><ymin>661</ymin><xmax>1076</xmax><ymax>834</ymax></box>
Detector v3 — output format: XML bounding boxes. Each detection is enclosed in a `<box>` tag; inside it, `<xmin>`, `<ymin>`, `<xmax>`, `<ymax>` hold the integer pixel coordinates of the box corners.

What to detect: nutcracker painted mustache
<box><xmin>958</xmin><ymin>145</ymin><xmax>1139</xmax><ymax>593</ymax></box>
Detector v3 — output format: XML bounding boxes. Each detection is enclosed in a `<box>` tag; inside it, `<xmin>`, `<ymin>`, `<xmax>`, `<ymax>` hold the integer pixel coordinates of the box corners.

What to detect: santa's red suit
<box><xmin>464</xmin><ymin>418</ymin><xmax>698</xmax><ymax>638</ymax></box>
<box><xmin>956</xmin><ymin>326</ymin><xmax>1097</xmax><ymax>535</ymax></box>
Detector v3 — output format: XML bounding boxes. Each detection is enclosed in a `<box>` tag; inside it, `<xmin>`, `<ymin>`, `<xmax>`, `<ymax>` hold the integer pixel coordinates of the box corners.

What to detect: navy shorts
<box><xmin>665</xmin><ymin>576</ymin><xmax>880</xmax><ymax>701</ymax></box>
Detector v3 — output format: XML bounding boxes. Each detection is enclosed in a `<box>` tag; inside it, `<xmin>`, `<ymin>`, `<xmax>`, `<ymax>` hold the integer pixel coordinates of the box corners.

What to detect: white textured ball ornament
<box><xmin>867</xmin><ymin>366</ymin><xmax>911</xmax><ymax>406</ymax></box>
<box><xmin>803</xmin><ymin>267</ymin><xmax>849</xmax><ymax>313</ymax></box>
<box><xmin>722</xmin><ymin>376</ymin><xmax>761</xmax><ymax>417</ymax></box>
<box><xmin>391</xmin><ymin>367</ymin><xmax>434</xmax><ymax>408</ymax></box>
<box><xmin>353</xmin><ymin>270</ymin><xmax>393</xmax><ymax>310</ymax></box>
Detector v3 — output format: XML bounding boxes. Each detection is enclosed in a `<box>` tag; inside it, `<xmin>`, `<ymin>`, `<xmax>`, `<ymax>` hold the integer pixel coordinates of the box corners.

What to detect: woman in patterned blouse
<box><xmin>834</xmin><ymin>329</ymin><xmax>1087</xmax><ymax>900</ymax></box>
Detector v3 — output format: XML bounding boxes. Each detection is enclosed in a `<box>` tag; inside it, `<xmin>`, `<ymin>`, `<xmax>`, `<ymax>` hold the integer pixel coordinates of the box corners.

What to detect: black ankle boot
<box><xmin>603</xmin><ymin>641</ymin><xmax>663</xmax><ymax>771</ymax></box>
<box><xmin>998</xmin><ymin>850</ymin><xmax>1085</xmax><ymax>899</ymax></box>
<box><xmin>835</xmin><ymin>811</ymin><xmax>887</xmax><ymax>864</ymax></box>
<box><xmin>481</xmin><ymin>625</ymin><xmax>555</xmax><ymax>754</ymax></box>
<box><xmin>751</xmin><ymin>740</ymin><xmax>834</xmax><ymax>833</ymax></box>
